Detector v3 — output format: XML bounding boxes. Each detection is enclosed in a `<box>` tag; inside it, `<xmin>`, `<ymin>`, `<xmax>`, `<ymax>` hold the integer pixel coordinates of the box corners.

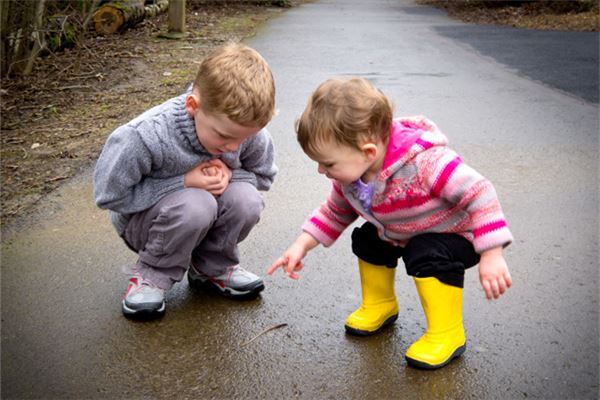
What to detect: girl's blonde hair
<box><xmin>296</xmin><ymin>78</ymin><xmax>393</xmax><ymax>156</ymax></box>
<box><xmin>193</xmin><ymin>42</ymin><xmax>275</xmax><ymax>128</ymax></box>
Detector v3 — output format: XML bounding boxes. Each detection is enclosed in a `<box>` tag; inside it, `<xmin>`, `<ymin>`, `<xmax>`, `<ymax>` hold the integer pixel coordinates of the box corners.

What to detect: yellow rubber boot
<box><xmin>405</xmin><ymin>277</ymin><xmax>466</xmax><ymax>369</ymax></box>
<box><xmin>344</xmin><ymin>259</ymin><xmax>399</xmax><ymax>336</ymax></box>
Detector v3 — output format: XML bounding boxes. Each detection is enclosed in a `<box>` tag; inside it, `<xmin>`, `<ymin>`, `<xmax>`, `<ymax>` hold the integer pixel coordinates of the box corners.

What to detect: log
<box><xmin>93</xmin><ymin>0</ymin><xmax>169</xmax><ymax>35</ymax></box>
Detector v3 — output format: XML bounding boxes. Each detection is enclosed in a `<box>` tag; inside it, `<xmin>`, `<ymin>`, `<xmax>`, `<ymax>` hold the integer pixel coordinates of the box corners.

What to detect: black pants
<box><xmin>351</xmin><ymin>222</ymin><xmax>480</xmax><ymax>288</ymax></box>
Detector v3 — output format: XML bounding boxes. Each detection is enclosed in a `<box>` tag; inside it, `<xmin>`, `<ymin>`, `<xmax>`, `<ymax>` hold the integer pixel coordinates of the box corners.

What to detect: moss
<box><xmin>216</xmin><ymin>16</ymin><xmax>256</xmax><ymax>33</ymax></box>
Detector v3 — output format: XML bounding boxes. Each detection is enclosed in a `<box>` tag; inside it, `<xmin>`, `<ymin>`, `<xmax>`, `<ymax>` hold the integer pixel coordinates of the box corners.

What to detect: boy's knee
<box><xmin>161</xmin><ymin>188</ymin><xmax>218</xmax><ymax>231</ymax></box>
<box><xmin>246</xmin><ymin>188</ymin><xmax>264</xmax><ymax>217</ymax></box>
<box><xmin>222</xmin><ymin>183</ymin><xmax>264</xmax><ymax>223</ymax></box>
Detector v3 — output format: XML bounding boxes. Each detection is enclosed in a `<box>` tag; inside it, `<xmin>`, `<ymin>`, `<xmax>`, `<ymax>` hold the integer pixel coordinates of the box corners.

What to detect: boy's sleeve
<box><xmin>231</xmin><ymin>128</ymin><xmax>277</xmax><ymax>191</ymax></box>
<box><xmin>302</xmin><ymin>181</ymin><xmax>359</xmax><ymax>247</ymax></box>
<box><xmin>423</xmin><ymin>147</ymin><xmax>514</xmax><ymax>253</ymax></box>
<box><xmin>93</xmin><ymin>125</ymin><xmax>184</xmax><ymax>214</ymax></box>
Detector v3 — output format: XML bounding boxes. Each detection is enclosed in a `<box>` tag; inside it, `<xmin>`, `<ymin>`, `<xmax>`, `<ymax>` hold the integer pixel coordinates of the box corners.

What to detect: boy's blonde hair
<box><xmin>296</xmin><ymin>78</ymin><xmax>393</xmax><ymax>156</ymax></box>
<box><xmin>193</xmin><ymin>42</ymin><xmax>275</xmax><ymax>128</ymax></box>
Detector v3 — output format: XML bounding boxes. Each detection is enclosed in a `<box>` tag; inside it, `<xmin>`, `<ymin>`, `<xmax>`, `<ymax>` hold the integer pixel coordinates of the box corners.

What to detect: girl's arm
<box><xmin>422</xmin><ymin>148</ymin><xmax>513</xmax><ymax>299</ymax></box>
<box><xmin>268</xmin><ymin>232</ymin><xmax>319</xmax><ymax>279</ymax></box>
<box><xmin>479</xmin><ymin>246</ymin><xmax>512</xmax><ymax>300</ymax></box>
<box><xmin>302</xmin><ymin>181</ymin><xmax>358</xmax><ymax>247</ymax></box>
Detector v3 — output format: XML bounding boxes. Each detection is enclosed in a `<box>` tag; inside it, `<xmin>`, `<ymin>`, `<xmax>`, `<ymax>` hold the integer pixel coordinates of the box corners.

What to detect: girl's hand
<box><xmin>268</xmin><ymin>251</ymin><xmax>305</xmax><ymax>280</ymax></box>
<box><xmin>267</xmin><ymin>233</ymin><xmax>319</xmax><ymax>280</ymax></box>
<box><xmin>479</xmin><ymin>247</ymin><xmax>512</xmax><ymax>300</ymax></box>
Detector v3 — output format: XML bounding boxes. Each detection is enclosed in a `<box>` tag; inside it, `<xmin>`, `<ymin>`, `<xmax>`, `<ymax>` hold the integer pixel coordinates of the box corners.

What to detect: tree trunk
<box><xmin>0</xmin><ymin>0</ymin><xmax>10</xmax><ymax>76</ymax></box>
<box><xmin>23</xmin><ymin>0</ymin><xmax>47</xmax><ymax>75</ymax></box>
<box><xmin>93</xmin><ymin>0</ymin><xmax>168</xmax><ymax>35</ymax></box>
<box><xmin>3</xmin><ymin>1</ymin><xmax>39</xmax><ymax>76</ymax></box>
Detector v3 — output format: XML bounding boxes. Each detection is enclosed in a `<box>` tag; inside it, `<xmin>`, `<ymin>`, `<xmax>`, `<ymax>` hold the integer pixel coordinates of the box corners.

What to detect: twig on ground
<box><xmin>46</xmin><ymin>175</ymin><xmax>70</xmax><ymax>182</ymax></box>
<box><xmin>240</xmin><ymin>323</ymin><xmax>288</xmax><ymax>347</ymax></box>
<box><xmin>58</xmin><ymin>85</ymin><xmax>92</xmax><ymax>90</ymax></box>
<box><xmin>58</xmin><ymin>62</ymin><xmax>75</xmax><ymax>75</ymax></box>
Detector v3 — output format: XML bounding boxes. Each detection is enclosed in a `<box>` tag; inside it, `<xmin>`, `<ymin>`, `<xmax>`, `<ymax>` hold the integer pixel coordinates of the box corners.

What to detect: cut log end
<box><xmin>93</xmin><ymin>0</ymin><xmax>168</xmax><ymax>36</ymax></box>
<box><xmin>93</xmin><ymin>7</ymin><xmax>125</xmax><ymax>35</ymax></box>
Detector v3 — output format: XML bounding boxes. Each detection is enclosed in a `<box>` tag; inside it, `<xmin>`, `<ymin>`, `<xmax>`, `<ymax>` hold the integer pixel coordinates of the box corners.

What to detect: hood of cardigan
<box><xmin>378</xmin><ymin>116</ymin><xmax>449</xmax><ymax>181</ymax></box>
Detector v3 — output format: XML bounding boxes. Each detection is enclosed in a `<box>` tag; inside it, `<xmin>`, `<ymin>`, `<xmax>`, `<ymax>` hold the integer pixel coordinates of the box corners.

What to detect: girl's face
<box><xmin>308</xmin><ymin>139</ymin><xmax>377</xmax><ymax>185</ymax></box>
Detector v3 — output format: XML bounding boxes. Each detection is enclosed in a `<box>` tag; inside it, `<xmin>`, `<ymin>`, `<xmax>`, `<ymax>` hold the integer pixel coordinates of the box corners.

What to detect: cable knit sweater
<box><xmin>93</xmin><ymin>92</ymin><xmax>277</xmax><ymax>235</ymax></box>
<box><xmin>302</xmin><ymin>117</ymin><xmax>513</xmax><ymax>254</ymax></box>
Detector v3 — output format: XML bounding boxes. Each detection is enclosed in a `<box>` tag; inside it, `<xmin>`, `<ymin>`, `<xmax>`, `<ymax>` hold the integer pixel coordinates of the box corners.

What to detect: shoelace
<box><xmin>122</xmin><ymin>263</ymin><xmax>141</xmax><ymax>276</ymax></box>
<box><xmin>128</xmin><ymin>273</ymin><xmax>160</xmax><ymax>292</ymax></box>
<box><xmin>225</xmin><ymin>265</ymin><xmax>239</xmax><ymax>283</ymax></box>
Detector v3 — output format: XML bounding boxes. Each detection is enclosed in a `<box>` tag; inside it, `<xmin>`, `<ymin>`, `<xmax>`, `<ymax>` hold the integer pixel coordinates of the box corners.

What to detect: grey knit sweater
<box><xmin>93</xmin><ymin>92</ymin><xmax>277</xmax><ymax>235</ymax></box>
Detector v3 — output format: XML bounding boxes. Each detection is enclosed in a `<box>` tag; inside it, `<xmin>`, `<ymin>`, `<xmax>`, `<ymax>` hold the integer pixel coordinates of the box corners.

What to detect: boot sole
<box><xmin>405</xmin><ymin>343</ymin><xmax>466</xmax><ymax>369</ymax></box>
<box><xmin>344</xmin><ymin>313</ymin><xmax>398</xmax><ymax>336</ymax></box>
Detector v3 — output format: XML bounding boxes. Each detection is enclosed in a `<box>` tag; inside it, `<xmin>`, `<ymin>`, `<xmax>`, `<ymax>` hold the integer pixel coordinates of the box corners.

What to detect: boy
<box><xmin>94</xmin><ymin>43</ymin><xmax>277</xmax><ymax>319</ymax></box>
<box><xmin>268</xmin><ymin>78</ymin><xmax>513</xmax><ymax>369</ymax></box>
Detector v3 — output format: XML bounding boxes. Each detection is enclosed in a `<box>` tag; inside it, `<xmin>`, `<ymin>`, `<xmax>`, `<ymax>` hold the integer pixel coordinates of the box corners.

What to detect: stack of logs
<box><xmin>93</xmin><ymin>0</ymin><xmax>169</xmax><ymax>35</ymax></box>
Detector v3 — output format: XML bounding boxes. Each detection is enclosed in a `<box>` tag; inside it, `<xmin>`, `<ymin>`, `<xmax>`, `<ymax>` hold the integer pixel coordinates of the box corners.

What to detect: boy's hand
<box><xmin>205</xmin><ymin>159</ymin><xmax>232</xmax><ymax>183</ymax></box>
<box><xmin>184</xmin><ymin>159</ymin><xmax>231</xmax><ymax>195</ymax></box>
<box><xmin>478</xmin><ymin>247</ymin><xmax>512</xmax><ymax>300</ymax></box>
<box><xmin>268</xmin><ymin>232</ymin><xmax>319</xmax><ymax>280</ymax></box>
<box><xmin>203</xmin><ymin>159</ymin><xmax>232</xmax><ymax>195</ymax></box>
<box><xmin>202</xmin><ymin>166</ymin><xmax>219</xmax><ymax>176</ymax></box>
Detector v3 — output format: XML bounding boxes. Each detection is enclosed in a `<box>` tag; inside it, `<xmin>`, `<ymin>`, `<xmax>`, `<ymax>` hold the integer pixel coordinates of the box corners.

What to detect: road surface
<box><xmin>2</xmin><ymin>1</ymin><xmax>598</xmax><ymax>398</ymax></box>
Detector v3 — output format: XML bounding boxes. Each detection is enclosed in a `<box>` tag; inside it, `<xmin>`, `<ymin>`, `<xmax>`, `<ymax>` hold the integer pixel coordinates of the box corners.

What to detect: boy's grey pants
<box><xmin>122</xmin><ymin>182</ymin><xmax>264</xmax><ymax>289</ymax></box>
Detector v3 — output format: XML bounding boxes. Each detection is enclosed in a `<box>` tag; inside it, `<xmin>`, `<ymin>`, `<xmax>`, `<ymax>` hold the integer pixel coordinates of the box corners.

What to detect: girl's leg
<box><xmin>402</xmin><ymin>233</ymin><xmax>480</xmax><ymax>369</ymax></box>
<box><xmin>403</xmin><ymin>233</ymin><xmax>480</xmax><ymax>288</ymax></box>
<box><xmin>345</xmin><ymin>222</ymin><xmax>403</xmax><ymax>335</ymax></box>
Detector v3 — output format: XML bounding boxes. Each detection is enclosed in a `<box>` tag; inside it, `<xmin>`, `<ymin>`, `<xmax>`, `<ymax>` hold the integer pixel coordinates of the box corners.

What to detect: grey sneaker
<box><xmin>122</xmin><ymin>275</ymin><xmax>165</xmax><ymax>319</ymax></box>
<box><xmin>188</xmin><ymin>264</ymin><xmax>264</xmax><ymax>299</ymax></box>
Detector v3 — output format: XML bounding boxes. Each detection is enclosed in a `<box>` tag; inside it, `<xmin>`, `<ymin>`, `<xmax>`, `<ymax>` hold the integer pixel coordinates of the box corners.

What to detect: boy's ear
<box><xmin>360</xmin><ymin>143</ymin><xmax>378</xmax><ymax>161</ymax></box>
<box><xmin>185</xmin><ymin>94</ymin><xmax>200</xmax><ymax>117</ymax></box>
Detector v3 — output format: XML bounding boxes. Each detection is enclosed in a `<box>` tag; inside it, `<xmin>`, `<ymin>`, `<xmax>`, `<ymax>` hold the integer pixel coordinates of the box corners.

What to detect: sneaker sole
<box><xmin>188</xmin><ymin>274</ymin><xmax>264</xmax><ymax>300</ymax></box>
<box><xmin>122</xmin><ymin>300</ymin><xmax>166</xmax><ymax>320</ymax></box>
<box><xmin>344</xmin><ymin>313</ymin><xmax>398</xmax><ymax>336</ymax></box>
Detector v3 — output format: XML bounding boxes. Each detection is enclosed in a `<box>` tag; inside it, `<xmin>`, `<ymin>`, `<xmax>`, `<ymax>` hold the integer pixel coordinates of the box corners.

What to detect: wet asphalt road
<box><xmin>2</xmin><ymin>1</ymin><xmax>598</xmax><ymax>399</ymax></box>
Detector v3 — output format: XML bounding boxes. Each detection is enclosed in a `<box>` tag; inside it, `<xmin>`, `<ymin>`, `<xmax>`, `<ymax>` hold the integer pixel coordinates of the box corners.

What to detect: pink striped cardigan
<box><xmin>302</xmin><ymin>116</ymin><xmax>513</xmax><ymax>254</ymax></box>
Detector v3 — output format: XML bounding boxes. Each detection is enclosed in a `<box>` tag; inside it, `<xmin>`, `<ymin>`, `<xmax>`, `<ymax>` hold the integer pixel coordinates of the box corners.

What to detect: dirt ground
<box><xmin>0</xmin><ymin>2</ymin><xmax>290</xmax><ymax>229</ymax></box>
<box><xmin>0</xmin><ymin>1</ymin><xmax>598</xmax><ymax>230</ymax></box>
<box><xmin>420</xmin><ymin>0</ymin><xmax>599</xmax><ymax>31</ymax></box>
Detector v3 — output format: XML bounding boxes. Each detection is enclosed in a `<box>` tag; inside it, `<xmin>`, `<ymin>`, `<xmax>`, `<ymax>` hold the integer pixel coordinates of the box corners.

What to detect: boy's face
<box><xmin>186</xmin><ymin>94</ymin><xmax>260</xmax><ymax>155</ymax></box>
<box><xmin>308</xmin><ymin>139</ymin><xmax>376</xmax><ymax>185</ymax></box>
